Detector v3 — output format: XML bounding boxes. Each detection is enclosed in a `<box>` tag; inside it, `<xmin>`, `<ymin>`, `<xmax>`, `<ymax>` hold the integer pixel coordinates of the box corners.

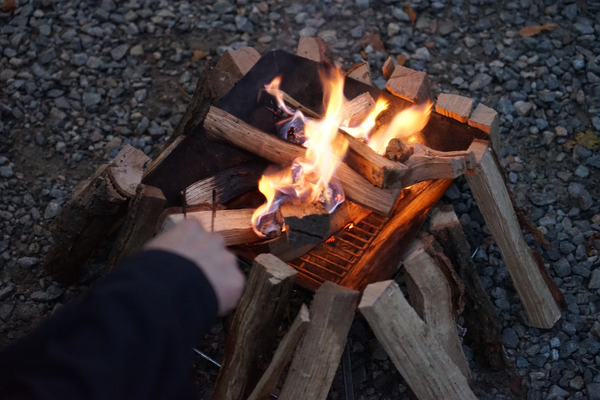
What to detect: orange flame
<box><xmin>367</xmin><ymin>101</ymin><xmax>433</xmax><ymax>154</ymax></box>
<box><xmin>342</xmin><ymin>98</ymin><xmax>389</xmax><ymax>141</ymax></box>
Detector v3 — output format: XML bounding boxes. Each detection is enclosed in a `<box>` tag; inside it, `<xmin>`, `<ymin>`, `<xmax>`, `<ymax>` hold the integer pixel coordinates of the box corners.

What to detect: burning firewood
<box><xmin>280</xmin><ymin>199</ymin><xmax>331</xmax><ymax>247</ymax></box>
<box><xmin>385</xmin><ymin>64</ymin><xmax>432</xmax><ymax>104</ymax></box>
<box><xmin>203</xmin><ymin>106</ymin><xmax>401</xmax><ymax>216</ymax></box>
<box><xmin>345</xmin><ymin>61</ymin><xmax>373</xmax><ymax>86</ymax></box>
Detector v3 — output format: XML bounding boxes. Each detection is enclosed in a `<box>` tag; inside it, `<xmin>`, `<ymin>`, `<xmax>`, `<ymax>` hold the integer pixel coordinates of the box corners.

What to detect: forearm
<box><xmin>0</xmin><ymin>250</ymin><xmax>218</xmax><ymax>400</ymax></box>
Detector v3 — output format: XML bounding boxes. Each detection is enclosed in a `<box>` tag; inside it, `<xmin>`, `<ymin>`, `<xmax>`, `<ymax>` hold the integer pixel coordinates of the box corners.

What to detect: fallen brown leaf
<box><xmin>519</xmin><ymin>22</ymin><xmax>557</xmax><ymax>37</ymax></box>
<box><xmin>192</xmin><ymin>49</ymin><xmax>207</xmax><ymax>62</ymax></box>
<box><xmin>396</xmin><ymin>54</ymin><xmax>406</xmax><ymax>66</ymax></box>
<box><xmin>404</xmin><ymin>5</ymin><xmax>416</xmax><ymax>25</ymax></box>
<box><xmin>359</xmin><ymin>31</ymin><xmax>385</xmax><ymax>53</ymax></box>
<box><xmin>1</xmin><ymin>0</ymin><xmax>16</xmax><ymax>13</ymax></box>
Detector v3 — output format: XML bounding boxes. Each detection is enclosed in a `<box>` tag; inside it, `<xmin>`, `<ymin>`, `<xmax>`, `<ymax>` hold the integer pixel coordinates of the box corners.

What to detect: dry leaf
<box><xmin>396</xmin><ymin>54</ymin><xmax>407</xmax><ymax>66</ymax></box>
<box><xmin>519</xmin><ymin>23</ymin><xmax>557</xmax><ymax>37</ymax></box>
<box><xmin>404</xmin><ymin>5</ymin><xmax>416</xmax><ymax>25</ymax></box>
<box><xmin>360</xmin><ymin>31</ymin><xmax>385</xmax><ymax>53</ymax></box>
<box><xmin>576</xmin><ymin>130</ymin><xmax>600</xmax><ymax>150</ymax></box>
<box><xmin>1</xmin><ymin>0</ymin><xmax>16</xmax><ymax>12</ymax></box>
<box><xmin>192</xmin><ymin>50</ymin><xmax>207</xmax><ymax>62</ymax></box>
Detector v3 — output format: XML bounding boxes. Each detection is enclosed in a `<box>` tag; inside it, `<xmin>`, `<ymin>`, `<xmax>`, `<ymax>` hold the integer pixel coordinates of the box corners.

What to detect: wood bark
<box><xmin>184</xmin><ymin>161</ymin><xmax>265</xmax><ymax>206</ymax></box>
<box><xmin>160</xmin><ymin>208</ymin><xmax>259</xmax><ymax>246</ymax></box>
<box><xmin>429</xmin><ymin>205</ymin><xmax>508</xmax><ymax>370</ymax></box>
<box><xmin>280</xmin><ymin>200</ymin><xmax>331</xmax><ymax>247</ymax></box>
<box><xmin>385</xmin><ymin>65</ymin><xmax>432</xmax><ymax>104</ymax></box>
<box><xmin>279</xmin><ymin>281</ymin><xmax>359</xmax><ymax>400</ymax></box>
<box><xmin>359</xmin><ymin>280</ymin><xmax>477</xmax><ymax>400</ymax></box>
<box><xmin>403</xmin><ymin>234</ymin><xmax>472</xmax><ymax>381</ymax></box>
<box><xmin>465</xmin><ymin>146</ymin><xmax>562</xmax><ymax>329</ymax></box>
<box><xmin>211</xmin><ymin>254</ymin><xmax>297</xmax><ymax>400</ymax></box>
<box><xmin>108</xmin><ymin>184</ymin><xmax>166</xmax><ymax>268</ymax></box>
<box><xmin>468</xmin><ymin>103</ymin><xmax>501</xmax><ymax>155</ymax></box>
<box><xmin>435</xmin><ymin>93</ymin><xmax>473</xmax><ymax>123</ymax></box>
<box><xmin>247</xmin><ymin>304</ymin><xmax>310</xmax><ymax>400</ymax></box>
<box><xmin>44</xmin><ymin>145</ymin><xmax>150</xmax><ymax>283</ymax></box>
<box><xmin>203</xmin><ymin>106</ymin><xmax>401</xmax><ymax>215</ymax></box>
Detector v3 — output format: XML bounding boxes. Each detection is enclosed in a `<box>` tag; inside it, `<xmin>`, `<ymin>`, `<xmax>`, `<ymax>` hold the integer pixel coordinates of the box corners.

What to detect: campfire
<box><xmin>44</xmin><ymin>38</ymin><xmax>564</xmax><ymax>400</ymax></box>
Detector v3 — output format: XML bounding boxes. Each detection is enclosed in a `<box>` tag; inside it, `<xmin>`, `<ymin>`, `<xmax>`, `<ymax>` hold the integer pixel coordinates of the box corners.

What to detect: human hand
<box><xmin>145</xmin><ymin>219</ymin><xmax>245</xmax><ymax>316</ymax></box>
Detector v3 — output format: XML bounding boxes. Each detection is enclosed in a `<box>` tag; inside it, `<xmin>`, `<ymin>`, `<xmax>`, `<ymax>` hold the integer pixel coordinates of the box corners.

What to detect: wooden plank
<box><xmin>359</xmin><ymin>280</ymin><xmax>478</xmax><ymax>400</ymax></box>
<box><xmin>382</xmin><ymin>57</ymin><xmax>395</xmax><ymax>80</ymax></box>
<box><xmin>435</xmin><ymin>93</ymin><xmax>473</xmax><ymax>123</ymax></box>
<box><xmin>211</xmin><ymin>254</ymin><xmax>297</xmax><ymax>400</ymax></box>
<box><xmin>184</xmin><ymin>161</ymin><xmax>265</xmax><ymax>206</ymax></box>
<box><xmin>161</xmin><ymin>209</ymin><xmax>259</xmax><ymax>246</ymax></box>
<box><xmin>465</xmin><ymin>146</ymin><xmax>561</xmax><ymax>329</ymax></box>
<box><xmin>44</xmin><ymin>145</ymin><xmax>149</xmax><ymax>283</ymax></box>
<box><xmin>279</xmin><ymin>281</ymin><xmax>359</xmax><ymax>400</ymax></box>
<box><xmin>385</xmin><ymin>65</ymin><xmax>432</xmax><ymax>104</ymax></box>
<box><xmin>108</xmin><ymin>184</ymin><xmax>166</xmax><ymax>268</ymax></box>
<box><xmin>203</xmin><ymin>106</ymin><xmax>401</xmax><ymax>215</ymax></box>
<box><xmin>403</xmin><ymin>235</ymin><xmax>472</xmax><ymax>380</ymax></box>
<box><xmin>346</xmin><ymin>62</ymin><xmax>373</xmax><ymax>86</ymax></box>
<box><xmin>296</xmin><ymin>36</ymin><xmax>332</xmax><ymax>64</ymax></box>
<box><xmin>215</xmin><ymin>47</ymin><xmax>261</xmax><ymax>79</ymax></box>
<box><xmin>247</xmin><ymin>304</ymin><xmax>310</xmax><ymax>400</ymax></box>
<box><xmin>468</xmin><ymin>103</ymin><xmax>500</xmax><ymax>155</ymax></box>
<box><xmin>429</xmin><ymin>205</ymin><xmax>508</xmax><ymax>371</ymax></box>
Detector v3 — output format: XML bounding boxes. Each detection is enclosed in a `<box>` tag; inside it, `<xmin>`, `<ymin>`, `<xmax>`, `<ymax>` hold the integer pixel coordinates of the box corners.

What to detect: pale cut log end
<box><xmin>346</xmin><ymin>62</ymin><xmax>374</xmax><ymax>86</ymax></box>
<box><xmin>382</xmin><ymin>57</ymin><xmax>395</xmax><ymax>80</ymax></box>
<box><xmin>296</xmin><ymin>36</ymin><xmax>332</xmax><ymax>64</ymax></box>
<box><xmin>253</xmin><ymin>253</ymin><xmax>298</xmax><ymax>282</ymax></box>
<box><xmin>435</xmin><ymin>93</ymin><xmax>473</xmax><ymax>123</ymax></box>
<box><xmin>430</xmin><ymin>204</ymin><xmax>459</xmax><ymax>228</ymax></box>
<box><xmin>358</xmin><ymin>280</ymin><xmax>396</xmax><ymax>310</ymax></box>
<box><xmin>468</xmin><ymin>103</ymin><xmax>500</xmax><ymax>153</ymax></box>
<box><xmin>215</xmin><ymin>47</ymin><xmax>261</xmax><ymax>79</ymax></box>
<box><xmin>385</xmin><ymin>65</ymin><xmax>432</xmax><ymax>104</ymax></box>
<box><xmin>109</xmin><ymin>145</ymin><xmax>151</xmax><ymax>197</ymax></box>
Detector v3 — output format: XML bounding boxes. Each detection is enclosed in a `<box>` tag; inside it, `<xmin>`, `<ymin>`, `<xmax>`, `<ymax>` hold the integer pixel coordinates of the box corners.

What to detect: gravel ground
<box><xmin>1</xmin><ymin>0</ymin><xmax>600</xmax><ymax>398</ymax></box>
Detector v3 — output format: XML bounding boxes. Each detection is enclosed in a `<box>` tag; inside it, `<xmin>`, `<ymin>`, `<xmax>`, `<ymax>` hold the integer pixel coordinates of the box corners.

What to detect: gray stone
<box><xmin>355</xmin><ymin>0</ymin><xmax>369</xmax><ymax>10</ymax></box>
<box><xmin>574</xmin><ymin>19</ymin><xmax>595</xmax><ymax>35</ymax></box>
<box><xmin>392</xmin><ymin>8</ymin><xmax>410</xmax><ymax>22</ymax></box>
<box><xmin>569</xmin><ymin>182</ymin><xmax>585</xmax><ymax>198</ymax></box>
<box><xmin>17</xmin><ymin>257</ymin><xmax>39</xmax><ymax>268</ymax></box>
<box><xmin>497</xmin><ymin>97</ymin><xmax>515</xmax><ymax>115</ymax></box>
<box><xmin>130</xmin><ymin>45</ymin><xmax>144</xmax><ymax>56</ymax></box>
<box><xmin>0</xmin><ymin>302</ymin><xmax>14</xmax><ymax>322</ymax></box>
<box><xmin>44</xmin><ymin>201</ymin><xmax>62</xmax><ymax>219</ymax></box>
<box><xmin>579</xmin><ymin>190</ymin><xmax>593</xmax><ymax>211</ymax></box>
<box><xmin>86</xmin><ymin>56</ymin><xmax>102</xmax><ymax>69</ymax></box>
<box><xmin>0</xmin><ymin>285</ymin><xmax>14</xmax><ymax>301</ymax></box>
<box><xmin>82</xmin><ymin>92</ymin><xmax>102</xmax><ymax>107</ymax></box>
<box><xmin>587</xmin><ymin>383</ymin><xmax>600</xmax><ymax>400</ymax></box>
<box><xmin>554</xmin><ymin>258</ymin><xmax>572</xmax><ymax>277</ymax></box>
<box><xmin>589</xmin><ymin>269</ymin><xmax>600</xmax><ymax>289</ymax></box>
<box><xmin>502</xmin><ymin>328</ymin><xmax>519</xmax><ymax>348</ymax></box>
<box><xmin>0</xmin><ymin>165</ymin><xmax>14</xmax><ymax>178</ymax></box>
<box><xmin>134</xmin><ymin>89</ymin><xmax>147</xmax><ymax>103</ymax></box>
<box><xmin>469</xmin><ymin>73</ymin><xmax>493</xmax><ymax>90</ymax></box>
<box><xmin>547</xmin><ymin>385</ymin><xmax>568</xmax><ymax>399</ymax></box>
<box><xmin>38</xmin><ymin>47</ymin><xmax>57</xmax><ymax>64</ymax></box>
<box><xmin>560</xmin><ymin>339</ymin><xmax>580</xmax><ymax>358</ymax></box>
<box><xmin>514</xmin><ymin>101</ymin><xmax>533</xmax><ymax>116</ymax></box>
<box><xmin>111</xmin><ymin>44</ymin><xmax>129</xmax><ymax>61</ymax></box>
<box><xmin>30</xmin><ymin>285</ymin><xmax>63</xmax><ymax>303</ymax></box>
<box><xmin>72</xmin><ymin>53</ymin><xmax>88</xmax><ymax>66</ymax></box>
<box><xmin>586</xmin><ymin>156</ymin><xmax>600</xmax><ymax>169</ymax></box>
<box><xmin>575</xmin><ymin>165</ymin><xmax>590</xmax><ymax>178</ymax></box>
<box><xmin>560</xmin><ymin>241</ymin><xmax>576</xmax><ymax>255</ymax></box>
<box><xmin>529</xmin><ymin>191</ymin><xmax>557</xmax><ymax>206</ymax></box>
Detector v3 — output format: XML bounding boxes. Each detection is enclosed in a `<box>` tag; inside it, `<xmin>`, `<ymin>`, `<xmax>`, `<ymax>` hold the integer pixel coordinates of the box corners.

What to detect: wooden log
<box><xmin>215</xmin><ymin>47</ymin><xmax>261</xmax><ymax>80</ymax></box>
<box><xmin>359</xmin><ymin>280</ymin><xmax>478</xmax><ymax>400</ymax></box>
<box><xmin>170</xmin><ymin>47</ymin><xmax>260</xmax><ymax>142</ymax></box>
<box><xmin>44</xmin><ymin>145</ymin><xmax>150</xmax><ymax>283</ymax></box>
<box><xmin>247</xmin><ymin>304</ymin><xmax>310</xmax><ymax>400</ymax></box>
<box><xmin>435</xmin><ymin>93</ymin><xmax>473</xmax><ymax>123</ymax></box>
<box><xmin>296</xmin><ymin>36</ymin><xmax>333</xmax><ymax>64</ymax></box>
<box><xmin>382</xmin><ymin>57</ymin><xmax>395</xmax><ymax>80</ymax></box>
<box><xmin>340</xmin><ymin>91</ymin><xmax>375</xmax><ymax>125</ymax></box>
<box><xmin>385</xmin><ymin>65</ymin><xmax>432</xmax><ymax>104</ymax></box>
<box><xmin>465</xmin><ymin>145</ymin><xmax>562</xmax><ymax>329</ymax></box>
<box><xmin>346</xmin><ymin>62</ymin><xmax>373</xmax><ymax>86</ymax></box>
<box><xmin>429</xmin><ymin>205</ymin><xmax>508</xmax><ymax>370</ymax></box>
<box><xmin>403</xmin><ymin>234</ymin><xmax>472</xmax><ymax>380</ymax></box>
<box><xmin>203</xmin><ymin>106</ymin><xmax>401</xmax><ymax>215</ymax></box>
<box><xmin>184</xmin><ymin>161</ymin><xmax>265</xmax><ymax>206</ymax></box>
<box><xmin>280</xmin><ymin>200</ymin><xmax>331</xmax><ymax>247</ymax></box>
<box><xmin>211</xmin><ymin>254</ymin><xmax>297</xmax><ymax>400</ymax></box>
<box><xmin>385</xmin><ymin>138</ymin><xmax>412</xmax><ymax>163</ymax></box>
<box><xmin>142</xmin><ymin>136</ymin><xmax>184</xmax><ymax>180</ymax></box>
<box><xmin>108</xmin><ymin>184</ymin><xmax>166</xmax><ymax>268</ymax></box>
<box><xmin>339</xmin><ymin>178</ymin><xmax>453</xmax><ymax>291</ymax></box>
<box><xmin>279</xmin><ymin>281</ymin><xmax>359</xmax><ymax>400</ymax></box>
<box><xmin>468</xmin><ymin>103</ymin><xmax>501</xmax><ymax>155</ymax></box>
<box><xmin>161</xmin><ymin>209</ymin><xmax>259</xmax><ymax>246</ymax></box>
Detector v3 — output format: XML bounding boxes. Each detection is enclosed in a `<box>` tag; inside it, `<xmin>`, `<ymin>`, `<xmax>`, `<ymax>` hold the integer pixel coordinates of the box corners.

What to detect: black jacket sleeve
<box><xmin>0</xmin><ymin>249</ymin><xmax>218</xmax><ymax>400</ymax></box>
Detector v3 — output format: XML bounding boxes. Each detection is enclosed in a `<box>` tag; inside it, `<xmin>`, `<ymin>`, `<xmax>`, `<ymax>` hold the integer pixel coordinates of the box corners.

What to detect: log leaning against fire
<box><xmin>203</xmin><ymin>106</ymin><xmax>401</xmax><ymax>216</ymax></box>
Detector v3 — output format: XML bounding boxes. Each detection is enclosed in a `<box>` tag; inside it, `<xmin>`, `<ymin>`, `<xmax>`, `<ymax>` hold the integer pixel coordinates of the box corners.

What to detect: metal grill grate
<box><xmin>288</xmin><ymin>213</ymin><xmax>389</xmax><ymax>290</ymax></box>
